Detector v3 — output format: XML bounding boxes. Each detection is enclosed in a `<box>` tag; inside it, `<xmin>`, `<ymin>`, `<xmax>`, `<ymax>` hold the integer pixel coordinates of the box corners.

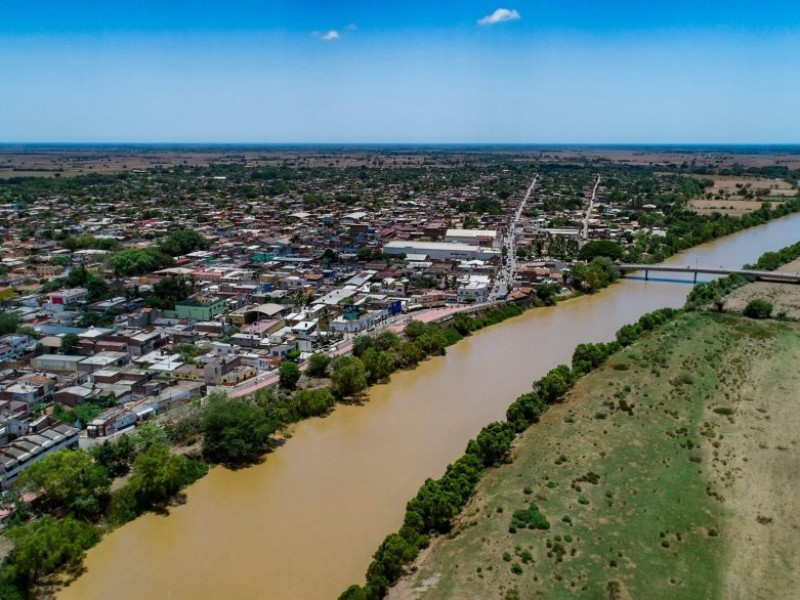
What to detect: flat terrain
<box><xmin>724</xmin><ymin>258</ymin><xmax>800</xmax><ymax>319</ymax></box>
<box><xmin>687</xmin><ymin>199</ymin><xmax>786</xmax><ymax>216</ymax></box>
<box><xmin>2</xmin><ymin>147</ymin><xmax>800</xmax><ymax>178</ymax></box>
<box><xmin>391</xmin><ymin>313</ymin><xmax>800</xmax><ymax>600</ymax></box>
<box><xmin>688</xmin><ymin>175</ymin><xmax>796</xmax><ymax>215</ymax></box>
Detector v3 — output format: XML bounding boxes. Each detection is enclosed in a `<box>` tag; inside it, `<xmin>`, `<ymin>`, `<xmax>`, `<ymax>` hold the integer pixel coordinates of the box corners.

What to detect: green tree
<box><xmin>0</xmin><ymin>312</ymin><xmax>21</xmax><ymax>335</ymax></box>
<box><xmin>403</xmin><ymin>320</ymin><xmax>426</xmax><ymax>340</ymax></box>
<box><xmin>306</xmin><ymin>353</ymin><xmax>332</xmax><ymax>378</ymax></box>
<box><xmin>330</xmin><ymin>356</ymin><xmax>368</xmax><ymax>398</ymax></box>
<box><xmin>352</xmin><ymin>335</ymin><xmax>374</xmax><ymax>357</ymax></box>
<box><xmin>159</xmin><ymin>229</ymin><xmax>209</xmax><ymax>256</ymax></box>
<box><xmin>279</xmin><ymin>361</ymin><xmax>301</xmax><ymax>390</ymax></box>
<box><xmin>143</xmin><ymin>275</ymin><xmax>195</xmax><ymax>309</ymax></box>
<box><xmin>361</xmin><ymin>348</ymin><xmax>395</xmax><ymax>384</ymax></box>
<box><xmin>16</xmin><ymin>450</ymin><xmax>110</xmax><ymax>520</ymax></box>
<box><xmin>374</xmin><ymin>331</ymin><xmax>401</xmax><ymax>351</ymax></box>
<box><xmin>126</xmin><ymin>443</ymin><xmax>203</xmax><ymax>507</ymax></box>
<box><xmin>289</xmin><ymin>388</ymin><xmax>336</xmax><ymax>418</ymax></box>
<box><xmin>6</xmin><ymin>516</ymin><xmax>100</xmax><ymax>587</ymax></box>
<box><xmin>109</xmin><ymin>248</ymin><xmax>174</xmax><ymax>277</ymax></box>
<box><xmin>202</xmin><ymin>396</ymin><xmax>275</xmax><ymax>465</ymax></box>
<box><xmin>131</xmin><ymin>422</ymin><xmax>169</xmax><ymax>454</ymax></box>
<box><xmin>578</xmin><ymin>240</ymin><xmax>624</xmax><ymax>262</ymax></box>
<box><xmin>396</xmin><ymin>341</ymin><xmax>424</xmax><ymax>367</ymax></box>
<box><xmin>467</xmin><ymin>422</ymin><xmax>516</xmax><ymax>467</ymax></box>
<box><xmin>59</xmin><ymin>333</ymin><xmax>80</xmax><ymax>354</ymax></box>
<box><xmin>89</xmin><ymin>434</ymin><xmax>136</xmax><ymax>477</ymax></box>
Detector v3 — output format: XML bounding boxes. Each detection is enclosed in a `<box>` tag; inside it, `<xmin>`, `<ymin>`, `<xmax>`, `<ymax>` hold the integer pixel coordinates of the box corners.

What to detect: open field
<box><xmin>705</xmin><ymin>175</ymin><xmax>797</xmax><ymax>197</ymax></box>
<box><xmin>687</xmin><ymin>199</ymin><xmax>784</xmax><ymax>216</ymax></box>
<box><xmin>688</xmin><ymin>175</ymin><xmax>797</xmax><ymax>215</ymax></box>
<box><xmin>391</xmin><ymin>312</ymin><xmax>800</xmax><ymax>600</ymax></box>
<box><xmin>1</xmin><ymin>147</ymin><xmax>800</xmax><ymax>178</ymax></box>
<box><xmin>724</xmin><ymin>257</ymin><xmax>800</xmax><ymax>319</ymax></box>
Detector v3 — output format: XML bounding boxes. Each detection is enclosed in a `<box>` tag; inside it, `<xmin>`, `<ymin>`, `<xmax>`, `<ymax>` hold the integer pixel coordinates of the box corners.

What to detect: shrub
<box><xmin>743</xmin><ymin>299</ymin><xmax>773</xmax><ymax>319</ymax></box>
<box><xmin>511</xmin><ymin>503</ymin><xmax>550</xmax><ymax>531</ymax></box>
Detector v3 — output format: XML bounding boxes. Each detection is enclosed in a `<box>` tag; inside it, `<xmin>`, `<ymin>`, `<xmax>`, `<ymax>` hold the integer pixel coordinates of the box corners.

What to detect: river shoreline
<box><xmin>57</xmin><ymin>211</ymin><xmax>800</xmax><ymax>600</ymax></box>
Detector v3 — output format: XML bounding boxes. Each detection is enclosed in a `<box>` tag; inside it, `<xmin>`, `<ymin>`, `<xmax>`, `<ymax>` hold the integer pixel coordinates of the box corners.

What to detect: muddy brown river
<box><xmin>59</xmin><ymin>214</ymin><xmax>800</xmax><ymax>600</ymax></box>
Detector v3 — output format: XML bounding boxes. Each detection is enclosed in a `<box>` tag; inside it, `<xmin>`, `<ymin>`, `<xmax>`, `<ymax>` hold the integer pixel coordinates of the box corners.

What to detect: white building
<box><xmin>444</xmin><ymin>228</ymin><xmax>499</xmax><ymax>248</ymax></box>
<box><xmin>383</xmin><ymin>241</ymin><xmax>500</xmax><ymax>262</ymax></box>
<box><xmin>457</xmin><ymin>275</ymin><xmax>491</xmax><ymax>303</ymax></box>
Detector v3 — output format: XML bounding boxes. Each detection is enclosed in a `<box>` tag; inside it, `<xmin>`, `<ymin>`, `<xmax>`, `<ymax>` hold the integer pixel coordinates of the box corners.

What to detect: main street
<box><xmin>490</xmin><ymin>174</ymin><xmax>539</xmax><ymax>300</ymax></box>
<box><xmin>581</xmin><ymin>174</ymin><xmax>601</xmax><ymax>244</ymax></box>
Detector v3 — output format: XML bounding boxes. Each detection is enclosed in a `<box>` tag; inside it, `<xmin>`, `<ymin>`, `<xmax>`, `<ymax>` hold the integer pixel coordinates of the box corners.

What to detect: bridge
<box><xmin>618</xmin><ymin>264</ymin><xmax>800</xmax><ymax>284</ymax></box>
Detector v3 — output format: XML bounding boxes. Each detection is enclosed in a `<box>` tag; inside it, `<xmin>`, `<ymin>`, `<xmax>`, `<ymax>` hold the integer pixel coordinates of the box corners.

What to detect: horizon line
<box><xmin>1</xmin><ymin>142</ymin><xmax>800</xmax><ymax>148</ymax></box>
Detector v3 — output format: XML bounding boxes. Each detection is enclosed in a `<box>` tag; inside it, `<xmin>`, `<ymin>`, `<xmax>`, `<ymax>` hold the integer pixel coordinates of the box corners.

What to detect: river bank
<box><xmin>56</xmin><ymin>212</ymin><xmax>800</xmax><ymax>600</ymax></box>
<box><xmin>347</xmin><ymin>238</ymin><xmax>800</xmax><ymax>599</ymax></box>
<box><xmin>389</xmin><ymin>310</ymin><xmax>800</xmax><ymax>599</ymax></box>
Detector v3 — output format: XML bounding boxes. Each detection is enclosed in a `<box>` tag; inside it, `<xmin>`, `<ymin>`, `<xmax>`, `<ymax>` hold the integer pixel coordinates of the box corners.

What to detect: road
<box><xmin>490</xmin><ymin>174</ymin><xmax>538</xmax><ymax>301</ymax></box>
<box><xmin>581</xmin><ymin>174</ymin><xmax>601</xmax><ymax>244</ymax></box>
<box><xmin>227</xmin><ymin>304</ymin><xmax>489</xmax><ymax>399</ymax></box>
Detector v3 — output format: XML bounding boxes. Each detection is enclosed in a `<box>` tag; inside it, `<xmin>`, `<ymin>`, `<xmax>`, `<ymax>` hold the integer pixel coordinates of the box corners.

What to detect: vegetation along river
<box><xmin>59</xmin><ymin>214</ymin><xmax>800</xmax><ymax>600</ymax></box>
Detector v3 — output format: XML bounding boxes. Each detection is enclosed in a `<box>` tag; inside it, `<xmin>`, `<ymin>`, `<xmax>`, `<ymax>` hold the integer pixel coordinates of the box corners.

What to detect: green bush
<box><xmin>743</xmin><ymin>298</ymin><xmax>773</xmax><ymax>319</ymax></box>
<box><xmin>510</xmin><ymin>503</ymin><xmax>550</xmax><ymax>531</ymax></box>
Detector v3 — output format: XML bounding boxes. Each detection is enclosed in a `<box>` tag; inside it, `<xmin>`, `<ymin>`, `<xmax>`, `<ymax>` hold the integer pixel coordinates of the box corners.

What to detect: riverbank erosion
<box><xmin>388</xmin><ymin>312</ymin><xmax>800</xmax><ymax>600</ymax></box>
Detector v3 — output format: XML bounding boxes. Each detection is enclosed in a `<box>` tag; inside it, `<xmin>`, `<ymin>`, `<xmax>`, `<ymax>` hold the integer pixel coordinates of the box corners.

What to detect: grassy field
<box><xmin>687</xmin><ymin>175</ymin><xmax>796</xmax><ymax>215</ymax></box>
<box><xmin>391</xmin><ymin>312</ymin><xmax>800</xmax><ymax>600</ymax></box>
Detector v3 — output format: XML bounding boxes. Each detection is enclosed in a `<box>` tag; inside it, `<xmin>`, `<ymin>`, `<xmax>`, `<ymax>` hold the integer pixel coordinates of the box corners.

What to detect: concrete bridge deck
<box><xmin>618</xmin><ymin>264</ymin><xmax>800</xmax><ymax>284</ymax></box>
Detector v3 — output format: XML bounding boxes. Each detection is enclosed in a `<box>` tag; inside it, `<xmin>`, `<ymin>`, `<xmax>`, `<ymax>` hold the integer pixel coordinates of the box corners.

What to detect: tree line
<box><xmin>0</xmin><ymin>424</ymin><xmax>207</xmax><ymax>598</ymax></box>
<box><xmin>339</xmin><ymin>307</ymin><xmax>681</xmax><ymax>600</ymax></box>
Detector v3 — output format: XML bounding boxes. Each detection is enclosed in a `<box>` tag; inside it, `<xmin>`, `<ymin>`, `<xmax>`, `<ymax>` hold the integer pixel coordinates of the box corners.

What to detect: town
<box><xmin>0</xmin><ymin>148</ymin><xmax>796</xmax><ymax>492</ymax></box>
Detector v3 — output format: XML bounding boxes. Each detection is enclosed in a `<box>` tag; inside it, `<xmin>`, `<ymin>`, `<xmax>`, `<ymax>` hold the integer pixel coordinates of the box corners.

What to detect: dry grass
<box><xmin>687</xmin><ymin>199</ymin><xmax>783</xmax><ymax>216</ymax></box>
<box><xmin>724</xmin><ymin>258</ymin><xmax>800</xmax><ymax>319</ymax></box>
<box><xmin>687</xmin><ymin>175</ymin><xmax>796</xmax><ymax>215</ymax></box>
<box><xmin>392</xmin><ymin>314</ymin><xmax>800</xmax><ymax>600</ymax></box>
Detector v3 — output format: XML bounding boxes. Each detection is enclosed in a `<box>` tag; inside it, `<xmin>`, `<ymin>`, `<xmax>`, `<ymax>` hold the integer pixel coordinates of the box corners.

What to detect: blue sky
<box><xmin>2</xmin><ymin>1</ymin><xmax>799</xmax><ymax>143</ymax></box>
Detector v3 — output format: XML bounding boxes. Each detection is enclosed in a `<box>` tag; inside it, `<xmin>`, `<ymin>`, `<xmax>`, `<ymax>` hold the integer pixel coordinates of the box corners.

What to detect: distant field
<box><xmin>687</xmin><ymin>199</ymin><xmax>785</xmax><ymax>216</ymax></box>
<box><xmin>687</xmin><ymin>175</ymin><xmax>796</xmax><ymax>215</ymax></box>
<box><xmin>392</xmin><ymin>313</ymin><xmax>800</xmax><ymax>600</ymax></box>
<box><xmin>1</xmin><ymin>147</ymin><xmax>800</xmax><ymax>178</ymax></box>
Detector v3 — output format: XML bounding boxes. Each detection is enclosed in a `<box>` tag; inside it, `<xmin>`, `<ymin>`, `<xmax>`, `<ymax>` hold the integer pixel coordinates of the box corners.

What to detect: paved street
<box><xmin>490</xmin><ymin>174</ymin><xmax>538</xmax><ymax>301</ymax></box>
<box><xmin>581</xmin><ymin>174</ymin><xmax>601</xmax><ymax>244</ymax></box>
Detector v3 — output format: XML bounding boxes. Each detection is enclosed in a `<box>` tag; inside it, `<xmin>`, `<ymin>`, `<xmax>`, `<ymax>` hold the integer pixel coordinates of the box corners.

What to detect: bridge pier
<box><xmin>693</xmin><ymin>272</ymin><xmax>698</xmax><ymax>283</ymax></box>
<box><xmin>644</xmin><ymin>269</ymin><xmax>649</xmax><ymax>281</ymax></box>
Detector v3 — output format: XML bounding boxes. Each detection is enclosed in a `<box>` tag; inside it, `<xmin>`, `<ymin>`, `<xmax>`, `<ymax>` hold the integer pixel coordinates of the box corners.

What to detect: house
<box><xmin>173</xmin><ymin>297</ymin><xmax>227</xmax><ymax>321</ymax></box>
<box><xmin>0</xmin><ymin>422</ymin><xmax>80</xmax><ymax>488</ymax></box>
<box><xmin>47</xmin><ymin>288</ymin><xmax>88</xmax><ymax>310</ymax></box>
<box><xmin>86</xmin><ymin>408</ymin><xmax>138</xmax><ymax>438</ymax></box>
<box><xmin>30</xmin><ymin>354</ymin><xmax>84</xmax><ymax>373</ymax></box>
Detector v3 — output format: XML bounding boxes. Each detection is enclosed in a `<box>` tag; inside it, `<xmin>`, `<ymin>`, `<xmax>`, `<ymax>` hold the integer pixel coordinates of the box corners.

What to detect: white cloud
<box><xmin>478</xmin><ymin>8</ymin><xmax>521</xmax><ymax>26</ymax></box>
<box><xmin>313</xmin><ymin>30</ymin><xmax>341</xmax><ymax>41</ymax></box>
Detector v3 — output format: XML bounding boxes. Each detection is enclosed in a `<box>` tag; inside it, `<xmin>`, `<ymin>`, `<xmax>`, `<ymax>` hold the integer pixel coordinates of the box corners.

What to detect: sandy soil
<box><xmin>724</xmin><ymin>258</ymin><xmax>800</xmax><ymax>319</ymax></box>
